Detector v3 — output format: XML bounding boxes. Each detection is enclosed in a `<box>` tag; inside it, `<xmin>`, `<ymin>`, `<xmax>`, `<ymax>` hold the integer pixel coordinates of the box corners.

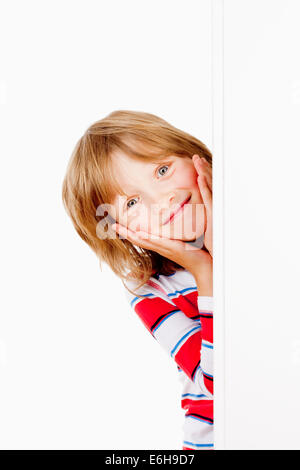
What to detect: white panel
<box><xmin>223</xmin><ymin>0</ymin><xmax>300</xmax><ymax>449</ymax></box>
<box><xmin>211</xmin><ymin>0</ymin><xmax>226</xmax><ymax>450</ymax></box>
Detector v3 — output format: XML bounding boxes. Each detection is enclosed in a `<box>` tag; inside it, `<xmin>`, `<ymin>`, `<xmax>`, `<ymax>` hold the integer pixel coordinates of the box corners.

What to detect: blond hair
<box><xmin>62</xmin><ymin>110</ymin><xmax>212</xmax><ymax>298</ymax></box>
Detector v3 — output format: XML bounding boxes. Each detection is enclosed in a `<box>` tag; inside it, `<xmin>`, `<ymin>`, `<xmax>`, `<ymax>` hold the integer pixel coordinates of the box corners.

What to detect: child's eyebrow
<box><xmin>151</xmin><ymin>156</ymin><xmax>174</xmax><ymax>163</ymax></box>
<box><xmin>143</xmin><ymin>159</ymin><xmax>168</xmax><ymax>165</ymax></box>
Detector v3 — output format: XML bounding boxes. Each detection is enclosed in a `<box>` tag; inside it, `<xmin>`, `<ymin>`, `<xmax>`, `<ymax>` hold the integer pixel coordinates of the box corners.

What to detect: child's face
<box><xmin>110</xmin><ymin>151</ymin><xmax>206</xmax><ymax>241</ymax></box>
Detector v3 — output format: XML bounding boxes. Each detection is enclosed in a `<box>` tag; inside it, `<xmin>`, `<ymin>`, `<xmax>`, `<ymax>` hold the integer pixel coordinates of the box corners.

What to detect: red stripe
<box><xmin>186</xmin><ymin>400</ymin><xmax>213</xmax><ymax>418</ymax></box>
<box><xmin>174</xmin><ymin>330</ymin><xmax>202</xmax><ymax>380</ymax></box>
<box><xmin>172</xmin><ymin>290</ymin><xmax>199</xmax><ymax>319</ymax></box>
<box><xmin>204</xmin><ymin>376</ymin><xmax>214</xmax><ymax>395</ymax></box>
<box><xmin>181</xmin><ymin>399</ymin><xmax>213</xmax><ymax>418</ymax></box>
<box><xmin>182</xmin><ymin>398</ymin><xmax>204</xmax><ymax>410</ymax></box>
<box><xmin>199</xmin><ymin>316</ymin><xmax>213</xmax><ymax>343</ymax></box>
<box><xmin>134</xmin><ymin>297</ymin><xmax>176</xmax><ymax>333</ymax></box>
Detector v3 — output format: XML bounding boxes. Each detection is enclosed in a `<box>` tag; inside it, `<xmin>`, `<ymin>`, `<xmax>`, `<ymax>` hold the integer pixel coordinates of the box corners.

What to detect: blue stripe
<box><xmin>183</xmin><ymin>441</ymin><xmax>214</xmax><ymax>448</ymax></box>
<box><xmin>170</xmin><ymin>325</ymin><xmax>201</xmax><ymax>357</ymax></box>
<box><xmin>186</xmin><ymin>416</ymin><xmax>213</xmax><ymax>425</ymax></box>
<box><xmin>181</xmin><ymin>393</ymin><xmax>206</xmax><ymax>399</ymax></box>
<box><xmin>194</xmin><ymin>365</ymin><xmax>214</xmax><ymax>382</ymax></box>
<box><xmin>168</xmin><ymin>286</ymin><xmax>197</xmax><ymax>298</ymax></box>
<box><xmin>203</xmin><ymin>370</ymin><xmax>213</xmax><ymax>379</ymax></box>
<box><xmin>130</xmin><ymin>286</ymin><xmax>198</xmax><ymax>307</ymax></box>
<box><xmin>152</xmin><ymin>311</ymin><xmax>178</xmax><ymax>334</ymax></box>
<box><xmin>202</xmin><ymin>341</ymin><xmax>213</xmax><ymax>349</ymax></box>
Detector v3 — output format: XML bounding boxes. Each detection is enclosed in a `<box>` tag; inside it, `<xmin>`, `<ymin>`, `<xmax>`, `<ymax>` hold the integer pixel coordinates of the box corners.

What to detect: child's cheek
<box><xmin>176</xmin><ymin>161</ymin><xmax>199</xmax><ymax>189</ymax></box>
<box><xmin>128</xmin><ymin>208</ymin><xmax>158</xmax><ymax>235</ymax></box>
<box><xmin>127</xmin><ymin>208</ymin><xmax>146</xmax><ymax>233</ymax></box>
<box><xmin>188</xmin><ymin>168</ymin><xmax>204</xmax><ymax>204</ymax></box>
<box><xmin>188</xmin><ymin>166</ymin><xmax>200</xmax><ymax>187</ymax></box>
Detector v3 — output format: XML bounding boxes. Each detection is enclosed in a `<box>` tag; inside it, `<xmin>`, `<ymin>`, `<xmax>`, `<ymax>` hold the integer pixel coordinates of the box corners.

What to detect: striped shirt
<box><xmin>123</xmin><ymin>268</ymin><xmax>214</xmax><ymax>450</ymax></box>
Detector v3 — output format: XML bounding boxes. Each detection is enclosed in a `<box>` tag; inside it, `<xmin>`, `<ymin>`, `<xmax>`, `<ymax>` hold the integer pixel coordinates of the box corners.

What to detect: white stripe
<box><xmin>154</xmin><ymin>311</ymin><xmax>201</xmax><ymax>356</ymax></box>
<box><xmin>183</xmin><ymin>415</ymin><xmax>214</xmax><ymax>447</ymax></box>
<box><xmin>194</xmin><ymin>367</ymin><xmax>213</xmax><ymax>398</ymax></box>
<box><xmin>197</xmin><ymin>296</ymin><xmax>214</xmax><ymax>312</ymax></box>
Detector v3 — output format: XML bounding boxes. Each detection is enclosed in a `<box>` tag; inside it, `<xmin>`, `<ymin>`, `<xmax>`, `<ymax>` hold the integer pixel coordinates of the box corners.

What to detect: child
<box><xmin>62</xmin><ymin>110</ymin><xmax>213</xmax><ymax>450</ymax></box>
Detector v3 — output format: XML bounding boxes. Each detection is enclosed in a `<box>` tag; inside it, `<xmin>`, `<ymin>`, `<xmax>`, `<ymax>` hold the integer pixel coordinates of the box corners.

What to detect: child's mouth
<box><xmin>163</xmin><ymin>195</ymin><xmax>191</xmax><ymax>225</ymax></box>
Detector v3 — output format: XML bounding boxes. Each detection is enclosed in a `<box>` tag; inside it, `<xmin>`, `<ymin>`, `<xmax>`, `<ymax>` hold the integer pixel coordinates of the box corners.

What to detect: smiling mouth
<box><xmin>163</xmin><ymin>196</ymin><xmax>191</xmax><ymax>225</ymax></box>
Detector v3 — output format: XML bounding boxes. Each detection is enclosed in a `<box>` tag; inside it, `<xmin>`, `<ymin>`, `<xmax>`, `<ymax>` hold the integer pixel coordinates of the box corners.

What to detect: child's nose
<box><xmin>156</xmin><ymin>192</ymin><xmax>178</xmax><ymax>220</ymax></box>
<box><xmin>159</xmin><ymin>192</ymin><xmax>176</xmax><ymax>209</ymax></box>
<box><xmin>169</xmin><ymin>193</ymin><xmax>175</xmax><ymax>205</ymax></box>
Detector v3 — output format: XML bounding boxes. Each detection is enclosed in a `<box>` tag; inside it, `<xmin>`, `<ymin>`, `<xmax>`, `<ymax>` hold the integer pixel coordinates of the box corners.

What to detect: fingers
<box><xmin>112</xmin><ymin>223</ymin><xmax>158</xmax><ymax>246</ymax></box>
<box><xmin>193</xmin><ymin>154</ymin><xmax>213</xmax><ymax>256</ymax></box>
<box><xmin>192</xmin><ymin>154</ymin><xmax>212</xmax><ymax>191</ymax></box>
<box><xmin>192</xmin><ymin>155</ymin><xmax>212</xmax><ymax>212</ymax></box>
<box><xmin>197</xmin><ymin>172</ymin><xmax>212</xmax><ymax>215</ymax></box>
<box><xmin>111</xmin><ymin>223</ymin><xmax>183</xmax><ymax>258</ymax></box>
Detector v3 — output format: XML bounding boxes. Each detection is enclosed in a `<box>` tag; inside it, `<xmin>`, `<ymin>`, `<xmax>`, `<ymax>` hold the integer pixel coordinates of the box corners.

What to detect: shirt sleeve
<box><xmin>194</xmin><ymin>296</ymin><xmax>213</xmax><ymax>397</ymax></box>
<box><xmin>126</xmin><ymin>285</ymin><xmax>213</xmax><ymax>398</ymax></box>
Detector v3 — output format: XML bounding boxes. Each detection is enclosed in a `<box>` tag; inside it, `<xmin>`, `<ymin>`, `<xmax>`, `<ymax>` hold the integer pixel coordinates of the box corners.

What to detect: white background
<box><xmin>0</xmin><ymin>0</ymin><xmax>212</xmax><ymax>449</ymax></box>
<box><xmin>2</xmin><ymin>0</ymin><xmax>299</xmax><ymax>452</ymax></box>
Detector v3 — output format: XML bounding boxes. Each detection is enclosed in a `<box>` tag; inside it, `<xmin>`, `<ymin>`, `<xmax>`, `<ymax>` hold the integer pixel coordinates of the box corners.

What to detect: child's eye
<box><xmin>126</xmin><ymin>197</ymin><xmax>139</xmax><ymax>210</ymax></box>
<box><xmin>157</xmin><ymin>165</ymin><xmax>169</xmax><ymax>177</ymax></box>
<box><xmin>126</xmin><ymin>165</ymin><xmax>170</xmax><ymax>210</ymax></box>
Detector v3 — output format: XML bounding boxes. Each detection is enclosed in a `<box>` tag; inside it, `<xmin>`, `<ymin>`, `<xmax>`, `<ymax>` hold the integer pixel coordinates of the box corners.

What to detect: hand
<box><xmin>192</xmin><ymin>154</ymin><xmax>213</xmax><ymax>257</ymax></box>
<box><xmin>111</xmin><ymin>221</ymin><xmax>212</xmax><ymax>282</ymax></box>
<box><xmin>194</xmin><ymin>252</ymin><xmax>213</xmax><ymax>296</ymax></box>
